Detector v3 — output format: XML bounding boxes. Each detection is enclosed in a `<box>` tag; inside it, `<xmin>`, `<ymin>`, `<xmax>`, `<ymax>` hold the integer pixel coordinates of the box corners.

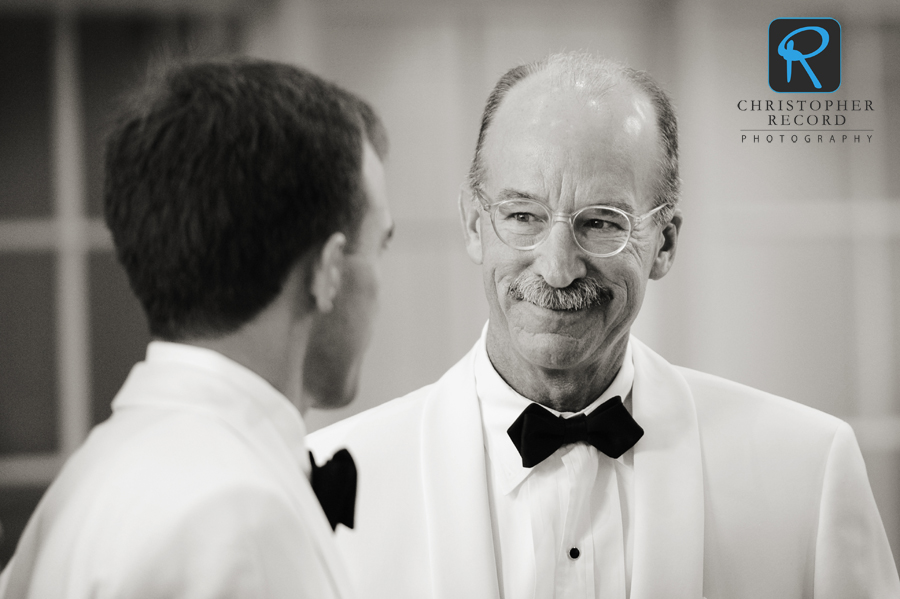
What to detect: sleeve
<box><xmin>103</xmin><ymin>485</ymin><xmax>338</xmax><ymax>599</ymax></box>
<box><xmin>813</xmin><ymin>422</ymin><xmax>900</xmax><ymax>599</ymax></box>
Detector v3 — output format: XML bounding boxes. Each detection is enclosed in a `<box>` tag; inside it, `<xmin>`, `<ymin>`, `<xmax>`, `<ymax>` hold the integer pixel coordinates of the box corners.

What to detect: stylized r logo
<box><xmin>777</xmin><ymin>27</ymin><xmax>829</xmax><ymax>89</ymax></box>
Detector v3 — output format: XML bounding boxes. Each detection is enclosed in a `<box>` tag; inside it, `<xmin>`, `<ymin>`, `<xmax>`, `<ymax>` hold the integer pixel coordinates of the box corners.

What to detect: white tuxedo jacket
<box><xmin>308</xmin><ymin>336</ymin><xmax>899</xmax><ymax>599</ymax></box>
<box><xmin>0</xmin><ymin>343</ymin><xmax>354</xmax><ymax>599</ymax></box>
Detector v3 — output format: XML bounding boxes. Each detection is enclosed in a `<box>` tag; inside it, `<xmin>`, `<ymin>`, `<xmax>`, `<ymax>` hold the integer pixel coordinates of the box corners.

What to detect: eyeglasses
<box><xmin>469</xmin><ymin>186</ymin><xmax>668</xmax><ymax>258</ymax></box>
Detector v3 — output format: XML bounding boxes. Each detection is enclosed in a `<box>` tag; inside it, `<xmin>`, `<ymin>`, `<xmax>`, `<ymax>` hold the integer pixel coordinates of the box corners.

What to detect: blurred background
<box><xmin>1</xmin><ymin>0</ymin><xmax>898</xmax><ymax>572</ymax></box>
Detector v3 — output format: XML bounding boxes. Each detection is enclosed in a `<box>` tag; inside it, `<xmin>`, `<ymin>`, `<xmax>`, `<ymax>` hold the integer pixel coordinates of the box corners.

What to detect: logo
<box><xmin>769</xmin><ymin>18</ymin><xmax>841</xmax><ymax>93</ymax></box>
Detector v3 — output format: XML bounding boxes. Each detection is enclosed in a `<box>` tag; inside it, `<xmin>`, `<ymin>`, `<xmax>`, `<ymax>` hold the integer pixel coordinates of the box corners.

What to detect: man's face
<box><xmin>466</xmin><ymin>74</ymin><xmax>679</xmax><ymax>375</ymax></box>
<box><xmin>303</xmin><ymin>141</ymin><xmax>393</xmax><ymax>410</ymax></box>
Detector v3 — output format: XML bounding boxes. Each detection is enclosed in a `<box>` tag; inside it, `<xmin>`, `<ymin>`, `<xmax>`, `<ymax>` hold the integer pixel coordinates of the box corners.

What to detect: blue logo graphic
<box><xmin>777</xmin><ymin>27</ymin><xmax>828</xmax><ymax>89</ymax></box>
<box><xmin>769</xmin><ymin>19</ymin><xmax>841</xmax><ymax>93</ymax></box>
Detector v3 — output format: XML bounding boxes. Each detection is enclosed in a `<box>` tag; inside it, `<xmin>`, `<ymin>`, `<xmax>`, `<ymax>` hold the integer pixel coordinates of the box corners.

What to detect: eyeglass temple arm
<box><xmin>633</xmin><ymin>202</ymin><xmax>668</xmax><ymax>224</ymax></box>
<box><xmin>470</xmin><ymin>186</ymin><xmax>491</xmax><ymax>210</ymax></box>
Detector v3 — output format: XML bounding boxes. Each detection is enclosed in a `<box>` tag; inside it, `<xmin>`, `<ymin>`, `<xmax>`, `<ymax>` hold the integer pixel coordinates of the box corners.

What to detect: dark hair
<box><xmin>468</xmin><ymin>53</ymin><xmax>679</xmax><ymax>223</ymax></box>
<box><xmin>104</xmin><ymin>58</ymin><xmax>386</xmax><ymax>340</ymax></box>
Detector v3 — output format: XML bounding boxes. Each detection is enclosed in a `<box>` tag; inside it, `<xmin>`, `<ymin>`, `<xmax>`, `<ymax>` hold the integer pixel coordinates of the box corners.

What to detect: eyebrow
<box><xmin>594</xmin><ymin>199</ymin><xmax>637</xmax><ymax>213</ymax></box>
<box><xmin>495</xmin><ymin>187</ymin><xmax>638</xmax><ymax>213</ymax></box>
<box><xmin>496</xmin><ymin>188</ymin><xmax>544</xmax><ymax>202</ymax></box>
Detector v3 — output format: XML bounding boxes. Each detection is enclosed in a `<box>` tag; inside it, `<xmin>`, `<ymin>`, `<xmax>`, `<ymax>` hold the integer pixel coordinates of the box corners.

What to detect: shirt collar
<box><xmin>137</xmin><ymin>341</ymin><xmax>311</xmax><ymax>477</ymax></box>
<box><xmin>474</xmin><ymin>326</ymin><xmax>635</xmax><ymax>495</ymax></box>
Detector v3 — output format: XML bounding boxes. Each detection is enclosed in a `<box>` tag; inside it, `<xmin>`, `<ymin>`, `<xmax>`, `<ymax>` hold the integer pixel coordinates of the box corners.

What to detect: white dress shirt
<box><xmin>0</xmin><ymin>341</ymin><xmax>353</xmax><ymax>599</ymax></box>
<box><xmin>475</xmin><ymin>339</ymin><xmax>635</xmax><ymax>599</ymax></box>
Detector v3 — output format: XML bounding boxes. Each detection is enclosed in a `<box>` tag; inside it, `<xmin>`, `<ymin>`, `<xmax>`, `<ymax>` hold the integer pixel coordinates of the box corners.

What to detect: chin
<box><xmin>333</xmin><ymin>379</ymin><xmax>360</xmax><ymax>409</ymax></box>
<box><xmin>315</xmin><ymin>394</ymin><xmax>356</xmax><ymax>411</ymax></box>
<box><xmin>308</xmin><ymin>385</ymin><xmax>356</xmax><ymax>411</ymax></box>
<box><xmin>511</xmin><ymin>327</ymin><xmax>597</xmax><ymax>370</ymax></box>
<box><xmin>307</xmin><ymin>363</ymin><xmax>362</xmax><ymax>410</ymax></box>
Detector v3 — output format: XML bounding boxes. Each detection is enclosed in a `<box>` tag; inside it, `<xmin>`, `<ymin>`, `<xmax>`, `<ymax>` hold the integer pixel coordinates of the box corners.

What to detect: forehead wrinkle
<box><xmin>555</xmin><ymin>131</ymin><xmax>640</xmax><ymax>203</ymax></box>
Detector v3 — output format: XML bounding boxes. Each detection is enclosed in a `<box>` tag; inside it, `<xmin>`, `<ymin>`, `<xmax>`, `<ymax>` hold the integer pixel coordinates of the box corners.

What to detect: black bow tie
<box><xmin>309</xmin><ymin>449</ymin><xmax>357</xmax><ymax>531</ymax></box>
<box><xmin>507</xmin><ymin>396</ymin><xmax>644</xmax><ymax>468</ymax></box>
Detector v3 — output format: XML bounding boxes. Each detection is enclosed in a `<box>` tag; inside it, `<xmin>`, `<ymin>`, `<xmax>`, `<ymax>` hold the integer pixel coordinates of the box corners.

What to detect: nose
<box><xmin>532</xmin><ymin>220</ymin><xmax>587</xmax><ymax>288</ymax></box>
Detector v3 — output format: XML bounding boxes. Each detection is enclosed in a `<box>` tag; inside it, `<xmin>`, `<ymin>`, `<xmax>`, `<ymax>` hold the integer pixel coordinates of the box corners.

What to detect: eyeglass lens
<box><xmin>492</xmin><ymin>200</ymin><xmax>631</xmax><ymax>255</ymax></box>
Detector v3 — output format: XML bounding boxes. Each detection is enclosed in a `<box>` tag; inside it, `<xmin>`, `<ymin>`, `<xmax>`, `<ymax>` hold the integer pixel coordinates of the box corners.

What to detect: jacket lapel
<box><xmin>419</xmin><ymin>346</ymin><xmax>502</xmax><ymax>599</ymax></box>
<box><xmin>416</xmin><ymin>336</ymin><xmax>704</xmax><ymax>599</ymax></box>
<box><xmin>629</xmin><ymin>337</ymin><xmax>705</xmax><ymax>599</ymax></box>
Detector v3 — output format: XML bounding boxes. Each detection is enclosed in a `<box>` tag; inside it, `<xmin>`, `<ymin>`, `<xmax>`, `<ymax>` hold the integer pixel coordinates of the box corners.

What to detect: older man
<box><xmin>0</xmin><ymin>59</ymin><xmax>392</xmax><ymax>598</ymax></box>
<box><xmin>309</xmin><ymin>53</ymin><xmax>899</xmax><ymax>599</ymax></box>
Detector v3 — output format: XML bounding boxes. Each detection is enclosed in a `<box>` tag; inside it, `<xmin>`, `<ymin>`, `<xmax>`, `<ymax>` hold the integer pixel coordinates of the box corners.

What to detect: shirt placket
<box><xmin>555</xmin><ymin>444</ymin><xmax>597</xmax><ymax>598</ymax></box>
<box><xmin>590</xmin><ymin>455</ymin><xmax>627</xmax><ymax>599</ymax></box>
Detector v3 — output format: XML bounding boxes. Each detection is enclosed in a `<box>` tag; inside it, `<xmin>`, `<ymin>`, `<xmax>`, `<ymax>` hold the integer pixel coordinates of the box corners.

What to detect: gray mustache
<box><xmin>507</xmin><ymin>273</ymin><xmax>611</xmax><ymax>311</ymax></box>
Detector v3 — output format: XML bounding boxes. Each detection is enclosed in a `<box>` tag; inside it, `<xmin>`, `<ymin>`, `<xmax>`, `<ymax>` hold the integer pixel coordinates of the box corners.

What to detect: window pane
<box><xmin>0</xmin><ymin>485</ymin><xmax>48</xmax><ymax>570</ymax></box>
<box><xmin>0</xmin><ymin>16</ymin><xmax>53</xmax><ymax>219</ymax></box>
<box><xmin>89</xmin><ymin>251</ymin><xmax>150</xmax><ymax>425</ymax></box>
<box><xmin>0</xmin><ymin>254</ymin><xmax>58</xmax><ymax>453</ymax></box>
<box><xmin>80</xmin><ymin>16</ymin><xmax>182</xmax><ymax>218</ymax></box>
<box><xmin>79</xmin><ymin>15</ymin><xmax>241</xmax><ymax>217</ymax></box>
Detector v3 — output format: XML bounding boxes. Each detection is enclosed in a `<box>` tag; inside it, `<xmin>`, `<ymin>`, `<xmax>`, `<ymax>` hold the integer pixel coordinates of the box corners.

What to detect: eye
<box><xmin>584</xmin><ymin>218</ymin><xmax>613</xmax><ymax>229</ymax></box>
<box><xmin>576</xmin><ymin>208</ymin><xmax>631</xmax><ymax>235</ymax></box>
<box><xmin>582</xmin><ymin>217</ymin><xmax>624</xmax><ymax>230</ymax></box>
<box><xmin>496</xmin><ymin>200</ymin><xmax>549</xmax><ymax>225</ymax></box>
<box><xmin>508</xmin><ymin>211</ymin><xmax>541</xmax><ymax>223</ymax></box>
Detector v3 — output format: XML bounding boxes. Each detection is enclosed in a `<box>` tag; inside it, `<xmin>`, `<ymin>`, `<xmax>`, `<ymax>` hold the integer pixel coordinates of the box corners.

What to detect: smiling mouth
<box><xmin>525</xmin><ymin>299</ymin><xmax>585</xmax><ymax>313</ymax></box>
<box><xmin>507</xmin><ymin>274</ymin><xmax>611</xmax><ymax>312</ymax></box>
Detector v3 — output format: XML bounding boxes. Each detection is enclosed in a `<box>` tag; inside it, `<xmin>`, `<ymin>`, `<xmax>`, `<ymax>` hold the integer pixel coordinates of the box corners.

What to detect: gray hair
<box><xmin>467</xmin><ymin>52</ymin><xmax>680</xmax><ymax>223</ymax></box>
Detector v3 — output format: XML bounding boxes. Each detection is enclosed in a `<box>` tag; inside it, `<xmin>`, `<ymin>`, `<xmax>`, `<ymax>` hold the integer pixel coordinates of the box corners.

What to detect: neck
<box><xmin>184</xmin><ymin>294</ymin><xmax>311</xmax><ymax>414</ymax></box>
<box><xmin>485</xmin><ymin>324</ymin><xmax>629</xmax><ymax>413</ymax></box>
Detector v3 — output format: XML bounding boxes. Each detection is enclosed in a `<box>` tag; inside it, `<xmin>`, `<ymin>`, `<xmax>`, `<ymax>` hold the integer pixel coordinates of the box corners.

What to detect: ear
<box><xmin>458</xmin><ymin>187</ymin><xmax>484</xmax><ymax>265</ymax></box>
<box><xmin>311</xmin><ymin>232</ymin><xmax>347</xmax><ymax>313</ymax></box>
<box><xmin>649</xmin><ymin>208</ymin><xmax>682</xmax><ymax>280</ymax></box>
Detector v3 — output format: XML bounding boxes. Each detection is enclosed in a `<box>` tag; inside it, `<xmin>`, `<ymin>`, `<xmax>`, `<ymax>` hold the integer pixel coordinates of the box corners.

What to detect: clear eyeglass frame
<box><xmin>466</xmin><ymin>185</ymin><xmax>669</xmax><ymax>258</ymax></box>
